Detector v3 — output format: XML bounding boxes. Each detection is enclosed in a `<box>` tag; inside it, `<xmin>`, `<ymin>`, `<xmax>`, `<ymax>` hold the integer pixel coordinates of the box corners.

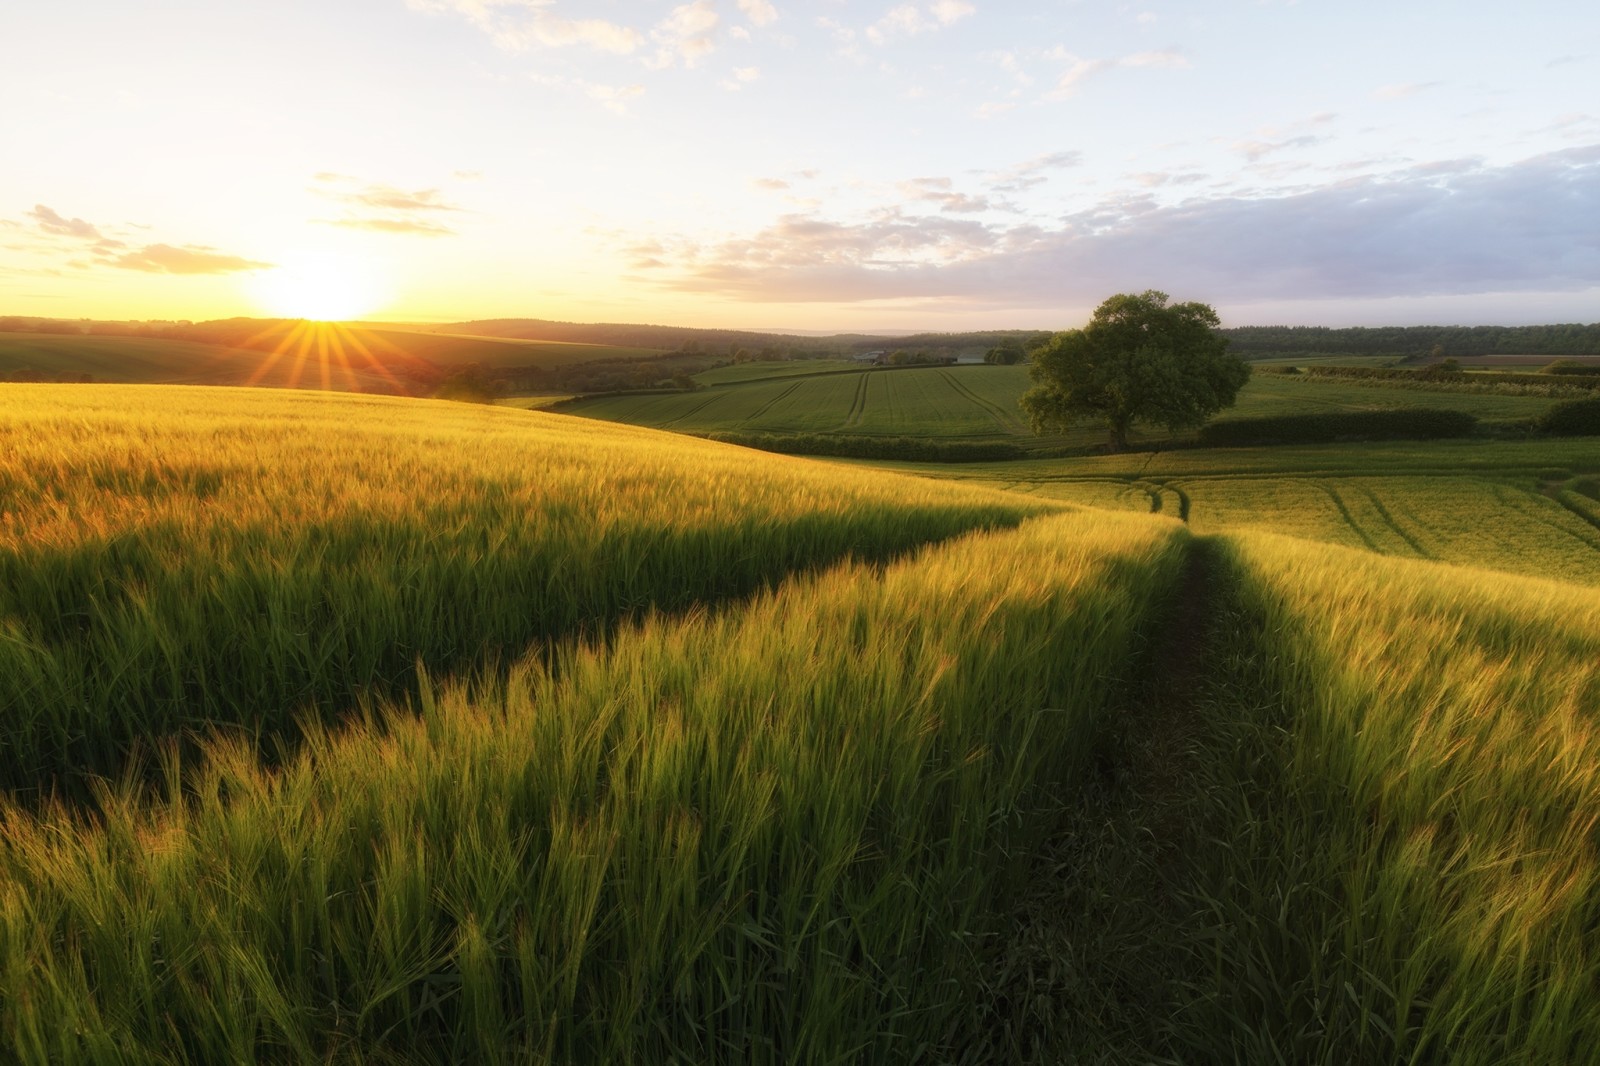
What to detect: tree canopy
<box><xmin>1021</xmin><ymin>290</ymin><xmax>1250</xmax><ymax>451</ymax></box>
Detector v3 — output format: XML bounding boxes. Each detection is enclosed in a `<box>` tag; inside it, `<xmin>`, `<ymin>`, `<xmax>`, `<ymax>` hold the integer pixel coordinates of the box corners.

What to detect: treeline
<box><xmin>1223</xmin><ymin>323</ymin><xmax>1600</xmax><ymax>357</ymax></box>
<box><xmin>1264</xmin><ymin>364</ymin><xmax>1600</xmax><ymax>389</ymax></box>
<box><xmin>0</xmin><ymin>315</ymin><xmax>276</xmax><ymax>345</ymax></box>
<box><xmin>446</xmin><ymin>354</ymin><xmax>723</xmax><ymax>398</ymax></box>
<box><xmin>1198</xmin><ymin>409</ymin><xmax>1479</xmax><ymax>446</ymax></box>
<box><xmin>404</xmin><ymin>320</ymin><xmax>1053</xmax><ymax>362</ymax></box>
<box><xmin>1198</xmin><ymin>401</ymin><xmax>1600</xmax><ymax>446</ymax></box>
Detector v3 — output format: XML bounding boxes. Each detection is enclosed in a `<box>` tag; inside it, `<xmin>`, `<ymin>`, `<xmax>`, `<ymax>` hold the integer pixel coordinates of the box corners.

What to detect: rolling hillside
<box><xmin>561</xmin><ymin>361</ymin><xmax>1576</xmax><ymax>452</ymax></box>
<box><xmin>1</xmin><ymin>383</ymin><xmax>1598</xmax><ymax>1062</ymax></box>
<box><xmin>892</xmin><ymin>438</ymin><xmax>1600</xmax><ymax>585</ymax></box>
<box><xmin>0</xmin><ymin>323</ymin><xmax>667</xmax><ymax>392</ymax></box>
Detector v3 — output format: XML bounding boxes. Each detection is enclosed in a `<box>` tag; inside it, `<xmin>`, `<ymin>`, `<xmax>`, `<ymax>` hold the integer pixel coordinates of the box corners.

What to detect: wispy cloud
<box><xmin>865</xmin><ymin>1</ymin><xmax>974</xmax><ymax>44</ymax></box>
<box><xmin>1043</xmin><ymin>47</ymin><xmax>1188</xmax><ymax>100</ymax></box>
<box><xmin>736</xmin><ymin>0</ymin><xmax>778</xmax><ymax>27</ymax></box>
<box><xmin>1372</xmin><ymin>81</ymin><xmax>1440</xmax><ymax>101</ymax></box>
<box><xmin>719</xmin><ymin>65</ymin><xmax>761</xmax><ymax>91</ymax></box>
<box><xmin>27</xmin><ymin>204</ymin><xmax>112</xmax><ymax>242</ymax></box>
<box><xmin>648</xmin><ymin>0</ymin><xmax>719</xmax><ymax>69</ymax></box>
<box><xmin>1127</xmin><ymin>170</ymin><xmax>1206</xmax><ymax>188</ymax></box>
<box><xmin>1227</xmin><ymin>111</ymin><xmax>1338</xmax><ymax>161</ymax></box>
<box><xmin>527</xmin><ymin>72</ymin><xmax>647</xmax><ymax>114</ymax></box>
<box><xmin>109</xmin><ymin>244</ymin><xmax>272</xmax><ymax>274</ymax></box>
<box><xmin>987</xmin><ymin>150</ymin><xmax>1084</xmax><ymax>191</ymax></box>
<box><xmin>312</xmin><ymin>174</ymin><xmax>467</xmax><ymax>234</ymax></box>
<box><xmin>406</xmin><ymin>0</ymin><xmax>642</xmax><ymax>54</ymax></box>
<box><xmin>326</xmin><ymin>218</ymin><xmax>457</xmax><ymax>237</ymax></box>
<box><xmin>347</xmin><ymin>185</ymin><xmax>461</xmax><ymax>212</ymax></box>
<box><xmin>18</xmin><ymin>204</ymin><xmax>268</xmax><ymax>273</ymax></box>
<box><xmin>898</xmin><ymin>176</ymin><xmax>991</xmax><ymax>213</ymax></box>
<box><xmin>583</xmin><ymin>80</ymin><xmax>645</xmax><ymax>113</ymax></box>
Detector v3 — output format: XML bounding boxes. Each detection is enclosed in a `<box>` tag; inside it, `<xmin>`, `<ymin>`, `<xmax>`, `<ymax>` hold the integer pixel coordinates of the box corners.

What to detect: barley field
<box><xmin>3</xmin><ymin>382</ymin><xmax>1599</xmax><ymax>1062</ymax></box>
<box><xmin>0</xmin><ymin>384</ymin><xmax>1047</xmax><ymax>792</ymax></box>
<box><xmin>1183</xmin><ymin>533</ymin><xmax>1600</xmax><ymax>1063</ymax></box>
<box><xmin>0</xmin><ymin>460</ymin><xmax>1183</xmax><ymax>1061</ymax></box>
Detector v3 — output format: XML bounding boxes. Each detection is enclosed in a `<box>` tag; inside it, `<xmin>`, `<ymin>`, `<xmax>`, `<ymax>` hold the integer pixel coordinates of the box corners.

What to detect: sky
<box><xmin>1</xmin><ymin>0</ymin><xmax>1596</xmax><ymax>331</ymax></box>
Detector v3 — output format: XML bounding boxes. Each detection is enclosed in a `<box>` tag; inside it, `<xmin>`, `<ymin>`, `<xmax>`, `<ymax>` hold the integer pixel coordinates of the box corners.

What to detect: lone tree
<box><xmin>1021</xmin><ymin>290</ymin><xmax>1249</xmax><ymax>451</ymax></box>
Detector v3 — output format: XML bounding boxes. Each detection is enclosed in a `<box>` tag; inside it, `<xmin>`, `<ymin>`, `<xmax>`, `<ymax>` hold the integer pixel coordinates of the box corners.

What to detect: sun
<box><xmin>251</xmin><ymin>251</ymin><xmax>386</xmax><ymax>321</ymax></box>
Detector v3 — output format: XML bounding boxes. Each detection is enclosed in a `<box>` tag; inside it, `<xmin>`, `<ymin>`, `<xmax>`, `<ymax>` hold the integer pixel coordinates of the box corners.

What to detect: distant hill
<box><xmin>0</xmin><ymin>319</ymin><xmax>669</xmax><ymax>393</ymax></box>
<box><xmin>425</xmin><ymin>317</ymin><xmax>866</xmax><ymax>355</ymax></box>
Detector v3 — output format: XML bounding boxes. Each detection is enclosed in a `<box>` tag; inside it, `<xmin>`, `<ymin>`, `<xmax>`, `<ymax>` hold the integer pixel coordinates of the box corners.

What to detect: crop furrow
<box><xmin>740</xmin><ymin>380</ymin><xmax>803</xmax><ymax>427</ymax></box>
<box><xmin>938</xmin><ymin>369</ymin><xmax>1024</xmax><ymax>433</ymax></box>
<box><xmin>1317</xmin><ymin>484</ymin><xmax>1382</xmax><ymax>552</ymax></box>
<box><xmin>1358</xmin><ymin>485</ymin><xmax>1432</xmax><ymax>557</ymax></box>
<box><xmin>844</xmin><ymin>372</ymin><xmax>869</xmax><ymax>428</ymax></box>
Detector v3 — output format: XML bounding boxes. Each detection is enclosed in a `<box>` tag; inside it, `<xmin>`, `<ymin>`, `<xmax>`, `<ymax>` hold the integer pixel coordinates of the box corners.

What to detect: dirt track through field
<box><xmin>980</xmin><ymin>535</ymin><xmax>1225</xmax><ymax>1062</ymax></box>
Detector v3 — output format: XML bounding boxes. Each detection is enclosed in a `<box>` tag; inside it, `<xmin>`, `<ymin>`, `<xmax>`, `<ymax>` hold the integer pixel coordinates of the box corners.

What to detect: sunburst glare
<box><xmin>250</xmin><ymin>251</ymin><xmax>387</xmax><ymax>322</ymax></box>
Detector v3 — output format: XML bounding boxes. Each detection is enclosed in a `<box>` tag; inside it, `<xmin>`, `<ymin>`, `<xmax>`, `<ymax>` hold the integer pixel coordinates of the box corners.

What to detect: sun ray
<box><xmin>315</xmin><ymin>325</ymin><xmax>333</xmax><ymax>392</ymax></box>
<box><xmin>284</xmin><ymin>323</ymin><xmax>318</xmax><ymax>390</ymax></box>
<box><xmin>243</xmin><ymin>320</ymin><xmax>310</xmax><ymax>387</ymax></box>
<box><xmin>332</xmin><ymin>325</ymin><xmax>407</xmax><ymax>393</ymax></box>
<box><xmin>326</xmin><ymin>326</ymin><xmax>362</xmax><ymax>393</ymax></box>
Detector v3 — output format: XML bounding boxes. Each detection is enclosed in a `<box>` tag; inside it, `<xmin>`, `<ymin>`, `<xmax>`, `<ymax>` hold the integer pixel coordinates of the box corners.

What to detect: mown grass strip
<box><xmin>0</xmin><ymin>510</ymin><xmax>1185</xmax><ymax>1063</ymax></box>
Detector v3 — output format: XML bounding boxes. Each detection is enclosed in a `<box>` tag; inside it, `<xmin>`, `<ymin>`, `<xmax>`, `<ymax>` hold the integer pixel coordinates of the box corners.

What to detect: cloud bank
<box><xmin>635</xmin><ymin>147</ymin><xmax>1600</xmax><ymax>308</ymax></box>
<box><xmin>19</xmin><ymin>205</ymin><xmax>269</xmax><ymax>274</ymax></box>
<box><xmin>109</xmin><ymin>244</ymin><xmax>272</xmax><ymax>274</ymax></box>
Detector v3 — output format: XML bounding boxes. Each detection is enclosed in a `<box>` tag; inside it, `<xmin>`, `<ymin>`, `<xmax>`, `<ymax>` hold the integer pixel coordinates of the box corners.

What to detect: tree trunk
<box><xmin>1107</xmin><ymin>417</ymin><xmax>1131</xmax><ymax>452</ymax></box>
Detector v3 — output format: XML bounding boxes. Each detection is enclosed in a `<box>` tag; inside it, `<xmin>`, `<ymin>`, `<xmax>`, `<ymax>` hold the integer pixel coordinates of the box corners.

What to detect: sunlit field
<box><xmin>0</xmin><ymin>385</ymin><xmax>1188</xmax><ymax>1059</ymax></box>
<box><xmin>2</xmin><ymin>383</ymin><xmax>1599</xmax><ymax>1062</ymax></box>
<box><xmin>0</xmin><ymin>384</ymin><xmax>1047</xmax><ymax>792</ymax></box>
<box><xmin>1184</xmin><ymin>534</ymin><xmax>1600</xmax><ymax>1062</ymax></box>
<box><xmin>0</xmin><ymin>326</ymin><xmax>663</xmax><ymax>392</ymax></box>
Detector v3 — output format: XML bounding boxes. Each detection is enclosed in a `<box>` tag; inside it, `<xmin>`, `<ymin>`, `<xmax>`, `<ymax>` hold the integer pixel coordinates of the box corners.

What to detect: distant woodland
<box><xmin>1222</xmin><ymin>323</ymin><xmax>1600</xmax><ymax>357</ymax></box>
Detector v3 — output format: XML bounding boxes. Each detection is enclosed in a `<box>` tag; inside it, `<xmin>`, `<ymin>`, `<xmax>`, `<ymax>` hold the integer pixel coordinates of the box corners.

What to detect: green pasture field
<box><xmin>865</xmin><ymin>437</ymin><xmax>1600</xmax><ymax>584</ymax></box>
<box><xmin>567</xmin><ymin>364</ymin><xmax>1034</xmax><ymax>439</ymax></box>
<box><xmin>4</xmin><ymin>384</ymin><xmax>1600</xmax><ymax>1062</ymax></box>
<box><xmin>564</xmin><ymin>362</ymin><xmax>1566</xmax><ymax>449</ymax></box>
<box><xmin>690</xmin><ymin>358</ymin><xmax>859</xmax><ymax>385</ymax></box>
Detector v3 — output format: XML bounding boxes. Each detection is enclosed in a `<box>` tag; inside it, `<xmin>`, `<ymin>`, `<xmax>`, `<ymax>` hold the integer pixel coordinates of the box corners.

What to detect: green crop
<box><xmin>0</xmin><ymin>384</ymin><xmax>1048</xmax><ymax>791</ymax></box>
